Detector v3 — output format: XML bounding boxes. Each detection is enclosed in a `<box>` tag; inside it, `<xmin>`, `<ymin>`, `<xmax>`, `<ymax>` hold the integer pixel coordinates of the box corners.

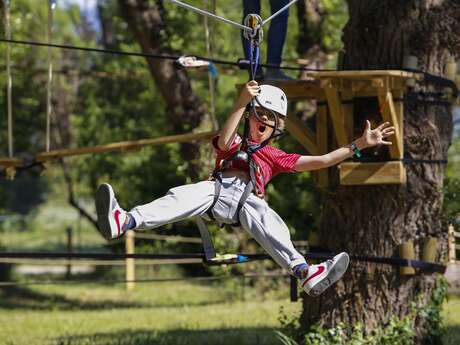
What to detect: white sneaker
<box><xmin>301</xmin><ymin>252</ymin><xmax>350</xmax><ymax>297</ymax></box>
<box><xmin>95</xmin><ymin>183</ymin><xmax>128</xmax><ymax>240</ymax></box>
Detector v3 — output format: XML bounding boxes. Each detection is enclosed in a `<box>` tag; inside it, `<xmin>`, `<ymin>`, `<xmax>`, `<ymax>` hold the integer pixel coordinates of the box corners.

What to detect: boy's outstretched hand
<box><xmin>360</xmin><ymin>120</ymin><xmax>395</xmax><ymax>148</ymax></box>
<box><xmin>237</xmin><ymin>80</ymin><xmax>260</xmax><ymax>107</ymax></box>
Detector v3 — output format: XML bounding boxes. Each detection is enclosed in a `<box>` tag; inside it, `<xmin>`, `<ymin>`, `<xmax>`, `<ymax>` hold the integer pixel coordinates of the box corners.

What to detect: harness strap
<box><xmin>206</xmin><ymin>172</ymin><xmax>222</xmax><ymax>222</ymax></box>
<box><xmin>232</xmin><ymin>180</ymin><xmax>254</xmax><ymax>227</ymax></box>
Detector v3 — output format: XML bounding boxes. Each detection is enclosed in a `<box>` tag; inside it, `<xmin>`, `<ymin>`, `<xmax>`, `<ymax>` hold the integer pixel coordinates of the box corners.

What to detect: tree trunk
<box><xmin>300</xmin><ymin>0</ymin><xmax>458</xmax><ymax>342</ymax></box>
<box><xmin>117</xmin><ymin>0</ymin><xmax>207</xmax><ymax>180</ymax></box>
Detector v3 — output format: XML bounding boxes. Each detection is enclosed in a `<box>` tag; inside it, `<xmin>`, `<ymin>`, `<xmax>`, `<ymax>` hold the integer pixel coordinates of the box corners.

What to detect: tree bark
<box><xmin>300</xmin><ymin>0</ymin><xmax>459</xmax><ymax>342</ymax></box>
<box><xmin>117</xmin><ymin>0</ymin><xmax>207</xmax><ymax>180</ymax></box>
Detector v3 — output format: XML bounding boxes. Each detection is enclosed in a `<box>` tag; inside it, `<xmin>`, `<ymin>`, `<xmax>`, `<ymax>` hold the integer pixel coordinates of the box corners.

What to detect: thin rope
<box><xmin>261</xmin><ymin>0</ymin><xmax>299</xmax><ymax>26</ymax></box>
<box><xmin>0</xmin><ymin>38</ymin><xmax>336</xmax><ymax>72</ymax></box>
<box><xmin>166</xmin><ymin>0</ymin><xmax>252</xmax><ymax>33</ymax></box>
<box><xmin>0</xmin><ymin>273</ymin><xmax>288</xmax><ymax>288</ymax></box>
<box><xmin>45</xmin><ymin>0</ymin><xmax>55</xmax><ymax>152</ymax></box>
<box><xmin>203</xmin><ymin>0</ymin><xmax>218</xmax><ymax>131</ymax></box>
<box><xmin>4</xmin><ymin>0</ymin><xmax>13</xmax><ymax>157</ymax></box>
<box><xmin>0</xmin><ymin>38</ymin><xmax>458</xmax><ymax>89</ymax></box>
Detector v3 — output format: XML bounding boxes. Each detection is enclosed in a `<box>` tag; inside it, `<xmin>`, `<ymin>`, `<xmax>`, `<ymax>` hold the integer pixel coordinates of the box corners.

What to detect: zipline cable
<box><xmin>0</xmin><ymin>272</ymin><xmax>289</xmax><ymax>288</ymax></box>
<box><xmin>165</xmin><ymin>0</ymin><xmax>252</xmax><ymax>33</ymax></box>
<box><xmin>4</xmin><ymin>0</ymin><xmax>13</xmax><ymax>157</ymax></box>
<box><xmin>261</xmin><ymin>0</ymin><xmax>299</xmax><ymax>26</ymax></box>
<box><xmin>0</xmin><ymin>251</ymin><xmax>446</xmax><ymax>273</ymax></box>
<box><xmin>0</xmin><ymin>38</ymin><xmax>334</xmax><ymax>72</ymax></box>
<box><xmin>0</xmin><ymin>37</ymin><xmax>457</xmax><ymax>94</ymax></box>
<box><xmin>45</xmin><ymin>0</ymin><xmax>56</xmax><ymax>152</ymax></box>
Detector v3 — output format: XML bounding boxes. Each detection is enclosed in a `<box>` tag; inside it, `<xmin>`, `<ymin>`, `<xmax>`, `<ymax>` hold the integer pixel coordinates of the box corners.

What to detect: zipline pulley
<box><xmin>243</xmin><ymin>14</ymin><xmax>263</xmax><ymax>44</ymax></box>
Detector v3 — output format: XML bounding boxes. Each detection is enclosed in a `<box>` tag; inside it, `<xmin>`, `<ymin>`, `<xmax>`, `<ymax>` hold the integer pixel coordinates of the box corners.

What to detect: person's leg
<box><xmin>238</xmin><ymin>194</ymin><xmax>307</xmax><ymax>272</ymax></box>
<box><xmin>266</xmin><ymin>0</ymin><xmax>292</xmax><ymax>80</ymax></box>
<box><xmin>239</xmin><ymin>194</ymin><xmax>349</xmax><ymax>297</ymax></box>
<box><xmin>129</xmin><ymin>181</ymin><xmax>215</xmax><ymax>231</ymax></box>
<box><xmin>241</xmin><ymin>0</ymin><xmax>263</xmax><ymax>79</ymax></box>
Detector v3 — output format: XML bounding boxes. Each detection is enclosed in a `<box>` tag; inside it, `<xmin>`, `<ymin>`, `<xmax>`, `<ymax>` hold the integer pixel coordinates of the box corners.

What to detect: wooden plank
<box><xmin>321</xmin><ymin>79</ymin><xmax>349</xmax><ymax>147</ymax></box>
<box><xmin>375</xmin><ymin>80</ymin><xmax>403</xmax><ymax>159</ymax></box>
<box><xmin>0</xmin><ymin>157</ymin><xmax>22</xmax><ymax>168</ymax></box>
<box><xmin>285</xmin><ymin>114</ymin><xmax>318</xmax><ymax>155</ymax></box>
<box><xmin>316</xmin><ymin>100</ymin><xmax>329</xmax><ymax>188</ymax></box>
<box><xmin>36</xmin><ymin>131</ymin><xmax>218</xmax><ymax>162</ymax></box>
<box><xmin>237</xmin><ymin>80</ymin><xmax>324</xmax><ymax>101</ymax></box>
<box><xmin>338</xmin><ymin>161</ymin><xmax>406</xmax><ymax>185</ymax></box>
<box><xmin>393</xmin><ymin>89</ymin><xmax>404</xmax><ymax>154</ymax></box>
<box><xmin>399</xmin><ymin>241</ymin><xmax>416</xmax><ymax>275</ymax></box>
<box><xmin>307</xmin><ymin>70</ymin><xmax>422</xmax><ymax>79</ymax></box>
<box><xmin>342</xmin><ymin>90</ymin><xmax>354</xmax><ymax>141</ymax></box>
<box><xmin>422</xmin><ymin>237</ymin><xmax>438</xmax><ymax>263</ymax></box>
<box><xmin>454</xmin><ymin>231</ymin><xmax>460</xmax><ymax>238</ymax></box>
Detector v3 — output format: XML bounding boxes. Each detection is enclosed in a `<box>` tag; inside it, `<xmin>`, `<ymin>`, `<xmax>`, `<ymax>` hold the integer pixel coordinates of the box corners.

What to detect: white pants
<box><xmin>130</xmin><ymin>176</ymin><xmax>306</xmax><ymax>272</ymax></box>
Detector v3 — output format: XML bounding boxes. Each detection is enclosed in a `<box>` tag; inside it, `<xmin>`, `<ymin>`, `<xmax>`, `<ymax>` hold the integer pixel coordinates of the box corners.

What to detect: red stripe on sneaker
<box><xmin>301</xmin><ymin>266</ymin><xmax>325</xmax><ymax>288</ymax></box>
<box><xmin>114</xmin><ymin>210</ymin><xmax>121</xmax><ymax>237</ymax></box>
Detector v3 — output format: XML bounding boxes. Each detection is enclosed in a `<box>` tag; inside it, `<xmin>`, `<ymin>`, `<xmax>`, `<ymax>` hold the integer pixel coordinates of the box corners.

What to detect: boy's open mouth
<box><xmin>258</xmin><ymin>124</ymin><xmax>267</xmax><ymax>134</ymax></box>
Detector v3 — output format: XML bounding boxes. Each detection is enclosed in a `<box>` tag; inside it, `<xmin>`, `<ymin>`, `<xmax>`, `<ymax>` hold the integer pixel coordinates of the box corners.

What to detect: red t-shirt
<box><xmin>211</xmin><ymin>134</ymin><xmax>301</xmax><ymax>196</ymax></box>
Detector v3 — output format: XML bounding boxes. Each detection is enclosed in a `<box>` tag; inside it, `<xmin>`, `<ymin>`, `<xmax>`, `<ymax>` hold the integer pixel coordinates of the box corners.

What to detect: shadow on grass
<box><xmin>0</xmin><ymin>286</ymin><xmax>227</xmax><ymax>311</ymax></box>
<box><xmin>0</xmin><ymin>286</ymin><xmax>147</xmax><ymax>310</ymax></box>
<box><xmin>444</xmin><ymin>325</ymin><xmax>460</xmax><ymax>345</ymax></box>
<box><xmin>55</xmin><ymin>328</ymin><xmax>281</xmax><ymax>345</ymax></box>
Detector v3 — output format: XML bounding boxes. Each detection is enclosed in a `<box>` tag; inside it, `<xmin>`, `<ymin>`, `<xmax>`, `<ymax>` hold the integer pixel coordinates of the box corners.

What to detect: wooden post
<box><xmin>445</xmin><ymin>61</ymin><xmax>457</xmax><ymax>80</ymax></box>
<box><xmin>422</xmin><ymin>237</ymin><xmax>438</xmax><ymax>263</ymax></box>
<box><xmin>448</xmin><ymin>224</ymin><xmax>456</xmax><ymax>264</ymax></box>
<box><xmin>66</xmin><ymin>227</ymin><xmax>73</xmax><ymax>279</ymax></box>
<box><xmin>125</xmin><ymin>231</ymin><xmax>135</xmax><ymax>291</ymax></box>
<box><xmin>398</xmin><ymin>241</ymin><xmax>415</xmax><ymax>275</ymax></box>
<box><xmin>321</xmin><ymin>79</ymin><xmax>349</xmax><ymax>147</ymax></box>
<box><xmin>316</xmin><ymin>98</ymin><xmax>329</xmax><ymax>188</ymax></box>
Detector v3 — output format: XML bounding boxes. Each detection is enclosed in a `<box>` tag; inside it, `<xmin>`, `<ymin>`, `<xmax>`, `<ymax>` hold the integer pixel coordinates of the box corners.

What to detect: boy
<box><xmin>96</xmin><ymin>80</ymin><xmax>395</xmax><ymax>296</ymax></box>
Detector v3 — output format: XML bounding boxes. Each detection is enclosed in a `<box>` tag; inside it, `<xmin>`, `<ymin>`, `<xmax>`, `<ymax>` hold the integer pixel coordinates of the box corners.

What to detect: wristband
<box><xmin>350</xmin><ymin>142</ymin><xmax>362</xmax><ymax>158</ymax></box>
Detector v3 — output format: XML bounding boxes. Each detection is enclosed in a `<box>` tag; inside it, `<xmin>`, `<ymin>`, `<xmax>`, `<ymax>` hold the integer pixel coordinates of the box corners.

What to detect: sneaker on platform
<box><xmin>301</xmin><ymin>252</ymin><xmax>350</xmax><ymax>297</ymax></box>
<box><xmin>264</xmin><ymin>67</ymin><xmax>293</xmax><ymax>81</ymax></box>
<box><xmin>95</xmin><ymin>183</ymin><xmax>128</xmax><ymax>240</ymax></box>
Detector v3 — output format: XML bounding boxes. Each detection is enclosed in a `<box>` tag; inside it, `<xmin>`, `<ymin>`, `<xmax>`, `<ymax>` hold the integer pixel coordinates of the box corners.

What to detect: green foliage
<box><xmin>277</xmin><ymin>278</ymin><xmax>449</xmax><ymax>345</ymax></box>
<box><xmin>443</xmin><ymin>177</ymin><xmax>460</xmax><ymax>225</ymax></box>
<box><xmin>419</xmin><ymin>277</ymin><xmax>449</xmax><ymax>345</ymax></box>
<box><xmin>320</xmin><ymin>0</ymin><xmax>348</xmax><ymax>53</ymax></box>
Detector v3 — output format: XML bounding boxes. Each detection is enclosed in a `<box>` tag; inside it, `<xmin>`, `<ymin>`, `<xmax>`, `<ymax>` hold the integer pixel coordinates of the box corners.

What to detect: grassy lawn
<box><xmin>0</xmin><ymin>276</ymin><xmax>300</xmax><ymax>345</ymax></box>
<box><xmin>443</xmin><ymin>295</ymin><xmax>460</xmax><ymax>345</ymax></box>
<box><xmin>1</xmin><ymin>276</ymin><xmax>459</xmax><ymax>345</ymax></box>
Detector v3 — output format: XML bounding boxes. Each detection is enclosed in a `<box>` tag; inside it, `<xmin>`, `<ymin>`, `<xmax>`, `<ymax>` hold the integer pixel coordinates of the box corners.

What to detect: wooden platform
<box><xmin>252</xmin><ymin>70</ymin><xmax>425</xmax><ymax>186</ymax></box>
<box><xmin>338</xmin><ymin>161</ymin><xmax>406</xmax><ymax>185</ymax></box>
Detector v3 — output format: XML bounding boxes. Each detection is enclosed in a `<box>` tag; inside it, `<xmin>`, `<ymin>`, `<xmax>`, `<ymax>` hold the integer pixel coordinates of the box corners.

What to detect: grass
<box><xmin>0</xmin><ymin>277</ymin><xmax>300</xmax><ymax>345</ymax></box>
<box><xmin>443</xmin><ymin>295</ymin><xmax>460</xmax><ymax>345</ymax></box>
<box><xmin>0</xmin><ymin>275</ymin><xmax>459</xmax><ymax>345</ymax></box>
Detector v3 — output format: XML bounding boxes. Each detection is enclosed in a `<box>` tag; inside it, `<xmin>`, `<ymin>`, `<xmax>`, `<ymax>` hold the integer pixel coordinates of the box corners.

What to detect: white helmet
<box><xmin>254</xmin><ymin>85</ymin><xmax>288</xmax><ymax>117</ymax></box>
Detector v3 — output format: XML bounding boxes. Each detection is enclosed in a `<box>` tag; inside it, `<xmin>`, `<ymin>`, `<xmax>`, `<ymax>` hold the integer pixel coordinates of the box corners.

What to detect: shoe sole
<box><xmin>309</xmin><ymin>252</ymin><xmax>350</xmax><ymax>297</ymax></box>
<box><xmin>95</xmin><ymin>183</ymin><xmax>114</xmax><ymax>240</ymax></box>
